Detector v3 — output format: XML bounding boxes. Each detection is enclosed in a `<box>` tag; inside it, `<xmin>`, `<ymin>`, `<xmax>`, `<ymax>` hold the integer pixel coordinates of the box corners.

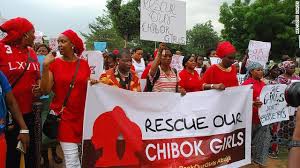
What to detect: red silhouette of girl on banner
<box><xmin>91</xmin><ymin>106</ymin><xmax>143</xmax><ymax>167</ymax></box>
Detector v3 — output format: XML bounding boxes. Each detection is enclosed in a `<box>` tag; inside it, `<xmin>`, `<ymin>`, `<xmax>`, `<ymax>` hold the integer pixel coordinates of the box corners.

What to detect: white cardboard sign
<box><xmin>140</xmin><ymin>0</ymin><xmax>186</xmax><ymax>45</ymax></box>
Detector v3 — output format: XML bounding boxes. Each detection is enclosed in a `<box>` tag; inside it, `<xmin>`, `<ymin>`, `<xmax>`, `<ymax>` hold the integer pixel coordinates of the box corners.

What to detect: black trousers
<box><xmin>5</xmin><ymin>112</ymin><xmax>39</xmax><ymax>168</ymax></box>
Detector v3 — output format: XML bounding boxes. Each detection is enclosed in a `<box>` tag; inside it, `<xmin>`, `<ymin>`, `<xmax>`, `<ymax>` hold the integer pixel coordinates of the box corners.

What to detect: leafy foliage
<box><xmin>219</xmin><ymin>0</ymin><xmax>296</xmax><ymax>60</ymax></box>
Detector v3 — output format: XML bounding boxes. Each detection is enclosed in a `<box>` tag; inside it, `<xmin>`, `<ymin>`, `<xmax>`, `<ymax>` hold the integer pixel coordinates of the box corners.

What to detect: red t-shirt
<box><xmin>242</xmin><ymin>77</ymin><xmax>266</xmax><ymax>124</ymax></box>
<box><xmin>49</xmin><ymin>58</ymin><xmax>90</xmax><ymax>143</ymax></box>
<box><xmin>0</xmin><ymin>43</ymin><xmax>40</xmax><ymax>114</ymax></box>
<box><xmin>202</xmin><ymin>64</ymin><xmax>239</xmax><ymax>88</ymax></box>
<box><xmin>179</xmin><ymin>69</ymin><xmax>203</xmax><ymax>92</ymax></box>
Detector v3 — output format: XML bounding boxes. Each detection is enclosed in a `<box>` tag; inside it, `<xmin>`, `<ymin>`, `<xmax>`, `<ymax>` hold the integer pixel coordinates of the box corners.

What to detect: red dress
<box><xmin>202</xmin><ymin>64</ymin><xmax>239</xmax><ymax>88</ymax></box>
<box><xmin>179</xmin><ymin>69</ymin><xmax>203</xmax><ymax>92</ymax></box>
<box><xmin>0</xmin><ymin>43</ymin><xmax>40</xmax><ymax>114</ymax></box>
<box><xmin>49</xmin><ymin>58</ymin><xmax>90</xmax><ymax>143</ymax></box>
<box><xmin>242</xmin><ymin>77</ymin><xmax>266</xmax><ymax>124</ymax></box>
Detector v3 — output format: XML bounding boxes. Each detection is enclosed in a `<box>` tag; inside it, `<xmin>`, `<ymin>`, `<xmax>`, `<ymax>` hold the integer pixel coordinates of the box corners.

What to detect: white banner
<box><xmin>82</xmin><ymin>84</ymin><xmax>253</xmax><ymax>168</ymax></box>
<box><xmin>140</xmin><ymin>0</ymin><xmax>186</xmax><ymax>45</ymax></box>
<box><xmin>259</xmin><ymin>84</ymin><xmax>289</xmax><ymax>126</ymax></box>
<box><xmin>82</xmin><ymin>51</ymin><xmax>104</xmax><ymax>79</ymax></box>
<box><xmin>248</xmin><ymin>40</ymin><xmax>271</xmax><ymax>67</ymax></box>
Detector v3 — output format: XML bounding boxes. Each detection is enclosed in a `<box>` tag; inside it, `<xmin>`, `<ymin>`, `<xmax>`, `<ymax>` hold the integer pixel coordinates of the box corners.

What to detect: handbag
<box><xmin>43</xmin><ymin>59</ymin><xmax>81</xmax><ymax>139</ymax></box>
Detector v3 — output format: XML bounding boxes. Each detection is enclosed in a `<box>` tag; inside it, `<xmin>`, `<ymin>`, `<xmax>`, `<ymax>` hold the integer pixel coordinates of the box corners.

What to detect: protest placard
<box><xmin>248</xmin><ymin>40</ymin><xmax>271</xmax><ymax>67</ymax></box>
<box><xmin>210</xmin><ymin>57</ymin><xmax>221</xmax><ymax>65</ymax></box>
<box><xmin>82</xmin><ymin>84</ymin><xmax>253</xmax><ymax>168</ymax></box>
<box><xmin>171</xmin><ymin>55</ymin><xmax>184</xmax><ymax>72</ymax></box>
<box><xmin>49</xmin><ymin>38</ymin><xmax>58</xmax><ymax>51</ymax></box>
<box><xmin>82</xmin><ymin>51</ymin><xmax>104</xmax><ymax>79</ymax></box>
<box><xmin>140</xmin><ymin>0</ymin><xmax>186</xmax><ymax>44</ymax></box>
<box><xmin>237</xmin><ymin>74</ymin><xmax>246</xmax><ymax>85</ymax></box>
<box><xmin>94</xmin><ymin>42</ymin><xmax>107</xmax><ymax>52</ymax></box>
<box><xmin>259</xmin><ymin>84</ymin><xmax>289</xmax><ymax>126</ymax></box>
<box><xmin>34</xmin><ymin>31</ymin><xmax>44</xmax><ymax>44</ymax></box>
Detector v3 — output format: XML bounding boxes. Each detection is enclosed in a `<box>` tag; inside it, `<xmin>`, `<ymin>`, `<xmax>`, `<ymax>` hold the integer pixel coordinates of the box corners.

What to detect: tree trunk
<box><xmin>123</xmin><ymin>34</ymin><xmax>128</xmax><ymax>48</ymax></box>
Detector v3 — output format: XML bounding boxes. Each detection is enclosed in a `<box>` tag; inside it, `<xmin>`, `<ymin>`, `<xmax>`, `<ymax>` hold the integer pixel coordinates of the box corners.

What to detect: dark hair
<box><xmin>108</xmin><ymin>52</ymin><xmax>117</xmax><ymax>61</ymax></box>
<box><xmin>118</xmin><ymin>48</ymin><xmax>131</xmax><ymax>59</ymax></box>
<box><xmin>285</xmin><ymin>82</ymin><xmax>300</xmax><ymax>107</ymax></box>
<box><xmin>182</xmin><ymin>55</ymin><xmax>194</xmax><ymax>68</ymax></box>
<box><xmin>196</xmin><ymin>55</ymin><xmax>204</xmax><ymax>60</ymax></box>
<box><xmin>281</xmin><ymin>55</ymin><xmax>291</xmax><ymax>62</ymax></box>
<box><xmin>296</xmin><ymin>48</ymin><xmax>300</xmax><ymax>57</ymax></box>
<box><xmin>36</xmin><ymin>44</ymin><xmax>50</xmax><ymax>53</ymax></box>
<box><xmin>206</xmin><ymin>48</ymin><xmax>215</xmax><ymax>57</ymax></box>
<box><xmin>132</xmin><ymin>47</ymin><xmax>143</xmax><ymax>53</ymax></box>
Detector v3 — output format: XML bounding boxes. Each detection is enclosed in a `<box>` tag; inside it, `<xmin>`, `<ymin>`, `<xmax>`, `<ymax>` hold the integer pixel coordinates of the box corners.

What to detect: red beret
<box><xmin>216</xmin><ymin>41</ymin><xmax>236</xmax><ymax>59</ymax></box>
<box><xmin>61</xmin><ymin>29</ymin><xmax>84</xmax><ymax>56</ymax></box>
<box><xmin>0</xmin><ymin>17</ymin><xmax>34</xmax><ymax>43</ymax></box>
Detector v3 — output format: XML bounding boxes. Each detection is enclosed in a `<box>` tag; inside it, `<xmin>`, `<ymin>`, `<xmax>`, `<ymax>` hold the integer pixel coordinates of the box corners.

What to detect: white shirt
<box><xmin>132</xmin><ymin>58</ymin><xmax>145</xmax><ymax>78</ymax></box>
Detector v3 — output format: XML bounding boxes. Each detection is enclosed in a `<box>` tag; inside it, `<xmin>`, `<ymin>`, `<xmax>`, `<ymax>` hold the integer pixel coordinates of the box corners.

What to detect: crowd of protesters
<box><xmin>0</xmin><ymin>17</ymin><xmax>300</xmax><ymax>168</ymax></box>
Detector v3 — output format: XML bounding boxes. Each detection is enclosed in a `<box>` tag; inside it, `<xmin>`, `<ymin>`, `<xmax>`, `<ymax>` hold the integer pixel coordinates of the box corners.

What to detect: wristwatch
<box><xmin>288</xmin><ymin>140</ymin><xmax>300</xmax><ymax>149</ymax></box>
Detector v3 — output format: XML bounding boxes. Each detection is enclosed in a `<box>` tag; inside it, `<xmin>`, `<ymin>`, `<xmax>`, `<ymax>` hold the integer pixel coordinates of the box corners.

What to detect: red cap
<box><xmin>0</xmin><ymin>17</ymin><xmax>34</xmax><ymax>43</ymax></box>
<box><xmin>61</xmin><ymin>29</ymin><xmax>84</xmax><ymax>56</ymax></box>
<box><xmin>216</xmin><ymin>41</ymin><xmax>236</xmax><ymax>59</ymax></box>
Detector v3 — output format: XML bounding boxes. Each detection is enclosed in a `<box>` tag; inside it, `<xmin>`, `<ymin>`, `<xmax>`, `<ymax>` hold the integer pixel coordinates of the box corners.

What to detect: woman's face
<box><xmin>286</xmin><ymin>65</ymin><xmax>296</xmax><ymax>75</ymax></box>
<box><xmin>196</xmin><ymin>56</ymin><xmax>204</xmax><ymax>67</ymax></box>
<box><xmin>222</xmin><ymin>53</ymin><xmax>236</xmax><ymax>68</ymax></box>
<box><xmin>185</xmin><ymin>56</ymin><xmax>196</xmax><ymax>70</ymax></box>
<box><xmin>251</xmin><ymin>68</ymin><xmax>264</xmax><ymax>80</ymax></box>
<box><xmin>36</xmin><ymin>46</ymin><xmax>49</xmax><ymax>56</ymax></box>
<box><xmin>107</xmin><ymin>57</ymin><xmax>117</xmax><ymax>69</ymax></box>
<box><xmin>58</xmin><ymin>34</ymin><xmax>73</xmax><ymax>56</ymax></box>
<box><xmin>160</xmin><ymin>50</ymin><xmax>172</xmax><ymax>66</ymax></box>
<box><xmin>117</xmin><ymin>54</ymin><xmax>132</xmax><ymax>73</ymax></box>
<box><xmin>23</xmin><ymin>29</ymin><xmax>35</xmax><ymax>47</ymax></box>
<box><xmin>133</xmin><ymin>49</ymin><xmax>143</xmax><ymax>61</ymax></box>
<box><xmin>270</xmin><ymin>66</ymin><xmax>280</xmax><ymax>78</ymax></box>
<box><xmin>210</xmin><ymin>50</ymin><xmax>217</xmax><ymax>57</ymax></box>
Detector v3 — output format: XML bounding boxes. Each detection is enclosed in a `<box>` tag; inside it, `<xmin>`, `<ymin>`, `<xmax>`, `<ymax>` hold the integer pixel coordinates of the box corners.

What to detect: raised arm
<box><xmin>40</xmin><ymin>53</ymin><xmax>55</xmax><ymax>94</ymax></box>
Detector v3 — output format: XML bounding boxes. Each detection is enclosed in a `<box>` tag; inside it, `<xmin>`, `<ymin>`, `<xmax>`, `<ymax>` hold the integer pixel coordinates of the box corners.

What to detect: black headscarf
<box><xmin>182</xmin><ymin>55</ymin><xmax>192</xmax><ymax>68</ymax></box>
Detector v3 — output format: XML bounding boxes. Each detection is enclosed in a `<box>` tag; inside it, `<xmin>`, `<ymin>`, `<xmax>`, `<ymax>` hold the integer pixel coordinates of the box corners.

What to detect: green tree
<box><xmin>81</xmin><ymin>14</ymin><xmax>123</xmax><ymax>51</ymax></box>
<box><xmin>185</xmin><ymin>21</ymin><xmax>219</xmax><ymax>56</ymax></box>
<box><xmin>219</xmin><ymin>0</ymin><xmax>296</xmax><ymax>60</ymax></box>
<box><xmin>106</xmin><ymin>0</ymin><xmax>140</xmax><ymax>48</ymax></box>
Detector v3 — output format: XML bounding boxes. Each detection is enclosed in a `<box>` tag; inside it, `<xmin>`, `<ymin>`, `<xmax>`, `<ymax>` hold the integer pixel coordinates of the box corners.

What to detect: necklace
<box><xmin>160</xmin><ymin>66</ymin><xmax>174</xmax><ymax>80</ymax></box>
<box><xmin>117</xmin><ymin>67</ymin><xmax>129</xmax><ymax>78</ymax></box>
<box><xmin>216</xmin><ymin>64</ymin><xmax>232</xmax><ymax>72</ymax></box>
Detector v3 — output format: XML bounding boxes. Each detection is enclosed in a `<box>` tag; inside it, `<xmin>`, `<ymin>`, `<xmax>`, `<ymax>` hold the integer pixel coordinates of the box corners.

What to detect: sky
<box><xmin>0</xmin><ymin>0</ymin><xmax>234</xmax><ymax>40</ymax></box>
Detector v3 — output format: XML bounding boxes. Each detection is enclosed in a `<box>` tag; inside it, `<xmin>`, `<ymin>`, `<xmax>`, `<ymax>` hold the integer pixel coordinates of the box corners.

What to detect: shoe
<box><xmin>268</xmin><ymin>152</ymin><xmax>278</xmax><ymax>159</ymax></box>
<box><xmin>53</xmin><ymin>153</ymin><xmax>63</xmax><ymax>164</ymax></box>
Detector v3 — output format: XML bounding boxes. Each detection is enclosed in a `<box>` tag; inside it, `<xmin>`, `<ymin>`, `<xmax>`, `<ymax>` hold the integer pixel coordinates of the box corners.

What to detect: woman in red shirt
<box><xmin>242</xmin><ymin>61</ymin><xmax>271</xmax><ymax>167</ymax></box>
<box><xmin>41</xmin><ymin>29</ymin><xmax>90</xmax><ymax>168</ymax></box>
<box><xmin>179</xmin><ymin>55</ymin><xmax>203</xmax><ymax>92</ymax></box>
<box><xmin>0</xmin><ymin>17</ymin><xmax>40</xmax><ymax>168</ymax></box>
<box><xmin>202</xmin><ymin>41</ymin><xmax>239</xmax><ymax>90</ymax></box>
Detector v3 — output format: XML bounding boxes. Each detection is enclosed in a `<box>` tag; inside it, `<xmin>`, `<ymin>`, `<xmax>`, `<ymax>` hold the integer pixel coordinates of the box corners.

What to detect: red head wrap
<box><xmin>61</xmin><ymin>29</ymin><xmax>84</xmax><ymax>56</ymax></box>
<box><xmin>0</xmin><ymin>17</ymin><xmax>34</xmax><ymax>43</ymax></box>
<box><xmin>216</xmin><ymin>41</ymin><xmax>236</xmax><ymax>59</ymax></box>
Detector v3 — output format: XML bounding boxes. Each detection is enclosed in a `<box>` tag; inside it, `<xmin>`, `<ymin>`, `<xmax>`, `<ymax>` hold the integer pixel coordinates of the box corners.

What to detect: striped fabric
<box><xmin>152</xmin><ymin>66</ymin><xmax>177</xmax><ymax>93</ymax></box>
